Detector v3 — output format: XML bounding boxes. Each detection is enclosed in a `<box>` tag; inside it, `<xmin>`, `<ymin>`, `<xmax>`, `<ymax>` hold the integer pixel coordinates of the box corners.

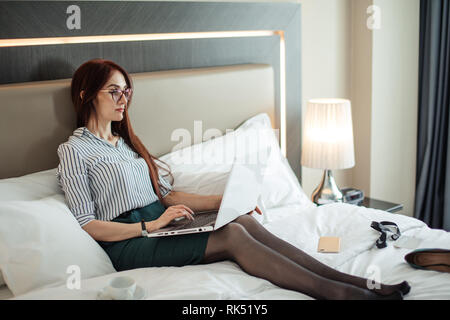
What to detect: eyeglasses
<box><xmin>99</xmin><ymin>88</ymin><xmax>133</xmax><ymax>103</ymax></box>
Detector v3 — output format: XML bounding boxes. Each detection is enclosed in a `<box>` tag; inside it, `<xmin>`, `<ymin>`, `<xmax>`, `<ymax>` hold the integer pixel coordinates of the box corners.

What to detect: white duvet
<box><xmin>12</xmin><ymin>203</ymin><xmax>450</xmax><ymax>300</ymax></box>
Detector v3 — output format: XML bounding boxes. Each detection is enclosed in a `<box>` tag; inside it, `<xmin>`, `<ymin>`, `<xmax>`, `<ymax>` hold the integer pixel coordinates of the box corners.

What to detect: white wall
<box><xmin>300</xmin><ymin>0</ymin><xmax>420</xmax><ymax>217</ymax></box>
<box><xmin>298</xmin><ymin>0</ymin><xmax>353</xmax><ymax>197</ymax></box>
<box><xmin>350</xmin><ymin>0</ymin><xmax>373</xmax><ymax>200</ymax></box>
<box><xmin>350</xmin><ymin>0</ymin><xmax>420</xmax><ymax>216</ymax></box>
<box><xmin>370</xmin><ymin>0</ymin><xmax>420</xmax><ymax>216</ymax></box>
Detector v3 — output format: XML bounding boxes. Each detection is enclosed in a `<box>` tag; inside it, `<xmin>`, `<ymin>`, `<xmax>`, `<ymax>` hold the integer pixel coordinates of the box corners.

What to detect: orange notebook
<box><xmin>317</xmin><ymin>237</ymin><xmax>341</xmax><ymax>253</ymax></box>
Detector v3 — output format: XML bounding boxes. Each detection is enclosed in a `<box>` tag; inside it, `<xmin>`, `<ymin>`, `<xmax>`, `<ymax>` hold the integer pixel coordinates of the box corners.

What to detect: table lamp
<box><xmin>301</xmin><ymin>99</ymin><xmax>355</xmax><ymax>205</ymax></box>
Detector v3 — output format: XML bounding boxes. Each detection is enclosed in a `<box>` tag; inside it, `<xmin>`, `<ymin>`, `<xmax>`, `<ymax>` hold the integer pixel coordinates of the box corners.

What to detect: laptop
<box><xmin>146</xmin><ymin>161</ymin><xmax>265</xmax><ymax>237</ymax></box>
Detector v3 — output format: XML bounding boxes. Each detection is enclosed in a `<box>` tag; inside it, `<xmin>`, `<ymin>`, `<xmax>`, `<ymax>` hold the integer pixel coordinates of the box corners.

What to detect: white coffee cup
<box><xmin>104</xmin><ymin>276</ymin><xmax>137</xmax><ymax>300</ymax></box>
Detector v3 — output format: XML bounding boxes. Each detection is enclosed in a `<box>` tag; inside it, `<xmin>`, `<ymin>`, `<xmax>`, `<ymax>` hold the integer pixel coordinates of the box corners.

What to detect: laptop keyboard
<box><xmin>169</xmin><ymin>210</ymin><xmax>218</xmax><ymax>230</ymax></box>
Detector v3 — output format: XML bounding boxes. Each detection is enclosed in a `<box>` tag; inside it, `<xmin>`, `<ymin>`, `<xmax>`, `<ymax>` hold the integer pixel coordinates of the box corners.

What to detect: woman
<box><xmin>57</xmin><ymin>59</ymin><xmax>410</xmax><ymax>300</ymax></box>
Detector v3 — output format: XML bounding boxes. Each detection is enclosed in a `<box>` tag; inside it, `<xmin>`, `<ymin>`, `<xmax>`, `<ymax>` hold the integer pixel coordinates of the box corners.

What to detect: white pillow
<box><xmin>159</xmin><ymin>113</ymin><xmax>315</xmax><ymax>222</ymax></box>
<box><xmin>0</xmin><ymin>168</ymin><xmax>64</xmax><ymax>288</ymax></box>
<box><xmin>0</xmin><ymin>168</ymin><xmax>66</xmax><ymax>288</ymax></box>
<box><xmin>0</xmin><ymin>168</ymin><xmax>62</xmax><ymax>202</ymax></box>
<box><xmin>0</xmin><ymin>194</ymin><xmax>116</xmax><ymax>296</ymax></box>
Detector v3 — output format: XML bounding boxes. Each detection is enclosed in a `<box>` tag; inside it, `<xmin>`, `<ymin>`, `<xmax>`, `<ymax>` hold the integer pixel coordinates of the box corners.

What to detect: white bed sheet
<box><xmin>10</xmin><ymin>203</ymin><xmax>450</xmax><ymax>300</ymax></box>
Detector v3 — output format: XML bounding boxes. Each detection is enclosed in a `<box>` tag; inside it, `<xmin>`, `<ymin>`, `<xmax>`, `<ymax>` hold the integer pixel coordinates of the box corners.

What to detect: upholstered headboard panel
<box><xmin>0</xmin><ymin>64</ymin><xmax>276</xmax><ymax>179</ymax></box>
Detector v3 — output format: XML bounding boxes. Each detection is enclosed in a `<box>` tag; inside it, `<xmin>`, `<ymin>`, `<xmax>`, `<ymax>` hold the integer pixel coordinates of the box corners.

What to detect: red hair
<box><xmin>71</xmin><ymin>58</ymin><xmax>173</xmax><ymax>204</ymax></box>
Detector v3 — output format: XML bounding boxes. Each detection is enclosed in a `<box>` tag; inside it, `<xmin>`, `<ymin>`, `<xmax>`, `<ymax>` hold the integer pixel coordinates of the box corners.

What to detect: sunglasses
<box><xmin>99</xmin><ymin>88</ymin><xmax>133</xmax><ymax>103</ymax></box>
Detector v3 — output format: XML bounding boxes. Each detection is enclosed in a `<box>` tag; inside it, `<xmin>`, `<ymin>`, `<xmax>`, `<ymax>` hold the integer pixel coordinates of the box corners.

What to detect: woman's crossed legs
<box><xmin>200</xmin><ymin>215</ymin><xmax>409</xmax><ymax>300</ymax></box>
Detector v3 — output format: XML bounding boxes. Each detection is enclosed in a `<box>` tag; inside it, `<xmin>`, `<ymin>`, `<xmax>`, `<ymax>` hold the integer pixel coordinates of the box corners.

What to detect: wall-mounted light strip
<box><xmin>0</xmin><ymin>30</ymin><xmax>277</xmax><ymax>47</ymax></box>
<box><xmin>278</xmin><ymin>31</ymin><xmax>286</xmax><ymax>158</ymax></box>
<box><xmin>0</xmin><ymin>30</ymin><xmax>287</xmax><ymax>157</ymax></box>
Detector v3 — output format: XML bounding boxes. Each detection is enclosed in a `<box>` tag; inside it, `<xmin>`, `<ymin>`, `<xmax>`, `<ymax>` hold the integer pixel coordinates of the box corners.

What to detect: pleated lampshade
<box><xmin>301</xmin><ymin>98</ymin><xmax>355</xmax><ymax>170</ymax></box>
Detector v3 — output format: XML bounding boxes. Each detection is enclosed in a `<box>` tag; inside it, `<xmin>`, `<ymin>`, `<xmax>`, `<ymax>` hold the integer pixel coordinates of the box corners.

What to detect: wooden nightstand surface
<box><xmin>359</xmin><ymin>197</ymin><xmax>403</xmax><ymax>213</ymax></box>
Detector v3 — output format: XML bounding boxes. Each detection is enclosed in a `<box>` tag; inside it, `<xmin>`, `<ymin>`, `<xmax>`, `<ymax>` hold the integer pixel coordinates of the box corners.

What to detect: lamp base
<box><xmin>311</xmin><ymin>169</ymin><xmax>343</xmax><ymax>205</ymax></box>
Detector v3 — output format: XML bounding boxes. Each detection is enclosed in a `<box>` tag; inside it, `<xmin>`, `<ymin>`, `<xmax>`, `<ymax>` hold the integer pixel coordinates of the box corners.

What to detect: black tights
<box><xmin>200</xmin><ymin>215</ymin><xmax>407</xmax><ymax>300</ymax></box>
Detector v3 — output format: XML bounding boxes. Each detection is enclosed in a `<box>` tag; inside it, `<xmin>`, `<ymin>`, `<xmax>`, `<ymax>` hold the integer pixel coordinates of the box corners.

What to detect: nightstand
<box><xmin>358</xmin><ymin>197</ymin><xmax>403</xmax><ymax>213</ymax></box>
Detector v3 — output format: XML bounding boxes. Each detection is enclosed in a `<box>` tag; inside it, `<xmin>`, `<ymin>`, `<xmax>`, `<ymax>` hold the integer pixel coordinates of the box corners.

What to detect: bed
<box><xmin>0</xmin><ymin>64</ymin><xmax>449</xmax><ymax>301</ymax></box>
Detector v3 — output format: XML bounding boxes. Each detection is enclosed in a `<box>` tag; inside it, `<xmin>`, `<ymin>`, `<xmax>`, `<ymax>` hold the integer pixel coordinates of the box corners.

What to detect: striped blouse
<box><xmin>56</xmin><ymin>127</ymin><xmax>173</xmax><ymax>227</ymax></box>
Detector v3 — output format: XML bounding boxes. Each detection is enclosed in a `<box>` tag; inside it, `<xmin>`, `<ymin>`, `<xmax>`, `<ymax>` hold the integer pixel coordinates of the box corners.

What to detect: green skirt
<box><xmin>97</xmin><ymin>200</ymin><xmax>210</xmax><ymax>271</ymax></box>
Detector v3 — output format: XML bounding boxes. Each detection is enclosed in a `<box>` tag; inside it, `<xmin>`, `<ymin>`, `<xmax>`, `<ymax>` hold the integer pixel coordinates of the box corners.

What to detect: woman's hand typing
<box><xmin>150</xmin><ymin>204</ymin><xmax>195</xmax><ymax>231</ymax></box>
